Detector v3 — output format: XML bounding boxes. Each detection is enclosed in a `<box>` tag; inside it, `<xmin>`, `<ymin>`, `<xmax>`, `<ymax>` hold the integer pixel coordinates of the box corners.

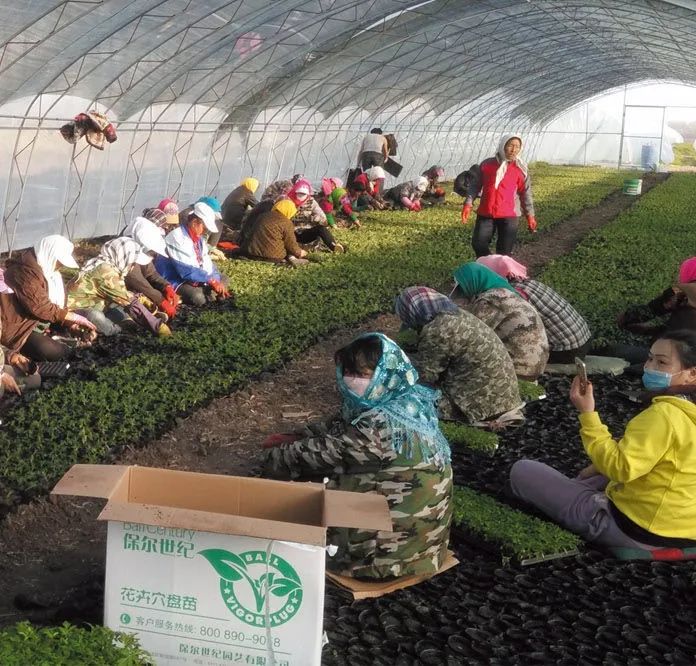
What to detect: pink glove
<box><xmin>461</xmin><ymin>203</ymin><xmax>473</xmax><ymax>224</ymax></box>
<box><xmin>65</xmin><ymin>311</ymin><xmax>97</xmax><ymax>331</ymax></box>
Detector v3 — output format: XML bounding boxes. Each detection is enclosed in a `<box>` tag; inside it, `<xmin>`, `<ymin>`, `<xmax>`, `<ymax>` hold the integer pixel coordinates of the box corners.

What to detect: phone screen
<box><xmin>575</xmin><ymin>357</ymin><xmax>588</xmax><ymax>394</ymax></box>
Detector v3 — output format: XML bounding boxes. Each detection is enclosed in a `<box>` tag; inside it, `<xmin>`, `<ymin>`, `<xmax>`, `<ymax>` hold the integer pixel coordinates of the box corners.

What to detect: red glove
<box><xmin>208</xmin><ymin>279</ymin><xmax>230</xmax><ymax>299</ymax></box>
<box><xmin>527</xmin><ymin>215</ymin><xmax>537</xmax><ymax>233</ymax></box>
<box><xmin>412</xmin><ymin>200</ymin><xmax>422</xmax><ymax>212</ymax></box>
<box><xmin>261</xmin><ymin>433</ymin><xmax>301</xmax><ymax>449</ymax></box>
<box><xmin>160</xmin><ymin>298</ymin><xmax>177</xmax><ymax>319</ymax></box>
<box><xmin>164</xmin><ymin>284</ymin><xmax>180</xmax><ymax>306</ymax></box>
<box><xmin>461</xmin><ymin>203</ymin><xmax>473</xmax><ymax>224</ymax></box>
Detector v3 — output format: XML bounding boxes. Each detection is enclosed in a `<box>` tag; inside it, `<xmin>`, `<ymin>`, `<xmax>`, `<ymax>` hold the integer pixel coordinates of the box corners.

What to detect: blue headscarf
<box><xmin>336</xmin><ymin>333</ymin><xmax>451</xmax><ymax>467</ymax></box>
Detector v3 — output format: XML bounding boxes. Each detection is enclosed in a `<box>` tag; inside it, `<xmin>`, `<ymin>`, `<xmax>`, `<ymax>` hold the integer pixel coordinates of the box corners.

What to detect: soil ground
<box><xmin>0</xmin><ymin>173</ymin><xmax>672</xmax><ymax>638</ymax></box>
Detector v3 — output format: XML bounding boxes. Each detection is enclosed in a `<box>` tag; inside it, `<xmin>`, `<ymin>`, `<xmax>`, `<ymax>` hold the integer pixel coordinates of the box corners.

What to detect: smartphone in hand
<box><xmin>575</xmin><ymin>357</ymin><xmax>588</xmax><ymax>395</ymax></box>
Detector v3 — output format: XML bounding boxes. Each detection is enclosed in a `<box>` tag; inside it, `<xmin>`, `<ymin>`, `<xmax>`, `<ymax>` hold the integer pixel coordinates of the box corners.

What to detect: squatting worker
<box><xmin>462</xmin><ymin>134</ymin><xmax>537</xmax><ymax>257</ymax></box>
<box><xmin>262</xmin><ymin>333</ymin><xmax>452</xmax><ymax>579</ymax></box>
<box><xmin>154</xmin><ymin>202</ymin><xmax>231</xmax><ymax>305</ymax></box>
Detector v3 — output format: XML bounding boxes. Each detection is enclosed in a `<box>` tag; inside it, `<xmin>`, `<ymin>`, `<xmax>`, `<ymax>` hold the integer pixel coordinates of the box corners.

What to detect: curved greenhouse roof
<box><xmin>1</xmin><ymin>0</ymin><xmax>695</xmax><ymax>249</ymax></box>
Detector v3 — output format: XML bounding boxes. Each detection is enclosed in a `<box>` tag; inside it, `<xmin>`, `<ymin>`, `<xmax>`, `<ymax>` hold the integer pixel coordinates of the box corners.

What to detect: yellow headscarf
<box><xmin>273</xmin><ymin>199</ymin><xmax>297</xmax><ymax>219</ymax></box>
<box><xmin>242</xmin><ymin>177</ymin><xmax>259</xmax><ymax>193</ymax></box>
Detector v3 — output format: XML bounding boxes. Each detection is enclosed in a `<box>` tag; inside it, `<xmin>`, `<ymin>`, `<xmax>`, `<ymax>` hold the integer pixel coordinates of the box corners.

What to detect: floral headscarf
<box><xmin>336</xmin><ymin>333</ymin><xmax>451</xmax><ymax>467</ymax></box>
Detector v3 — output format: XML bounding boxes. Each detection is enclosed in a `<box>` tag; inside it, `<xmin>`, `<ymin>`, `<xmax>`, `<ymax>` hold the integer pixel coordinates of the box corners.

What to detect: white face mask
<box><xmin>343</xmin><ymin>376</ymin><xmax>371</xmax><ymax>397</ymax></box>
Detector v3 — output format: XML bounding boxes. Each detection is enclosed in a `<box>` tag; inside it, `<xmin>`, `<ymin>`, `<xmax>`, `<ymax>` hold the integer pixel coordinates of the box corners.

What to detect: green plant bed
<box><xmin>518</xmin><ymin>380</ymin><xmax>546</xmax><ymax>402</ymax></box>
<box><xmin>540</xmin><ymin>173</ymin><xmax>696</xmax><ymax>346</ymax></box>
<box><xmin>672</xmin><ymin>142</ymin><xmax>696</xmax><ymax>167</ymax></box>
<box><xmin>0</xmin><ymin>166</ymin><xmax>637</xmax><ymax>505</ymax></box>
<box><xmin>0</xmin><ymin>622</ymin><xmax>153</xmax><ymax>665</ymax></box>
<box><xmin>440</xmin><ymin>422</ymin><xmax>499</xmax><ymax>454</ymax></box>
<box><xmin>452</xmin><ymin>487</ymin><xmax>581</xmax><ymax>565</ymax></box>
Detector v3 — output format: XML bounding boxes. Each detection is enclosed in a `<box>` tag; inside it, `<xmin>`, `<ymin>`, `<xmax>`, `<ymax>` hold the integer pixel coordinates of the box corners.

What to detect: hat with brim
<box><xmin>191</xmin><ymin>202</ymin><xmax>218</xmax><ymax>233</ymax></box>
<box><xmin>197</xmin><ymin>196</ymin><xmax>223</xmax><ymax>220</ymax></box>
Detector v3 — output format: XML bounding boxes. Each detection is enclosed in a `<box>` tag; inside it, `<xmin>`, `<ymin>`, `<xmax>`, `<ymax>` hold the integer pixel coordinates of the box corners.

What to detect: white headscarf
<box><xmin>33</xmin><ymin>235</ymin><xmax>77</xmax><ymax>307</ymax></box>
<box><xmin>123</xmin><ymin>217</ymin><xmax>167</xmax><ymax>256</ymax></box>
<box><xmin>366</xmin><ymin>166</ymin><xmax>386</xmax><ymax>181</ymax></box>
<box><xmin>413</xmin><ymin>176</ymin><xmax>429</xmax><ymax>193</ymax></box>
<box><xmin>494</xmin><ymin>134</ymin><xmax>527</xmax><ymax>189</ymax></box>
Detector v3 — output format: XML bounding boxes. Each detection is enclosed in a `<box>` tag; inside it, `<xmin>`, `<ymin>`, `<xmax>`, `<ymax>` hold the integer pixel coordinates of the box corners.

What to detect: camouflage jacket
<box><xmin>264</xmin><ymin>412</ymin><xmax>453</xmax><ymax>579</ymax></box>
<box><xmin>461</xmin><ymin>288</ymin><xmax>549</xmax><ymax>380</ymax></box>
<box><xmin>417</xmin><ymin>311</ymin><xmax>522</xmax><ymax>423</ymax></box>
<box><xmin>67</xmin><ymin>263</ymin><xmax>131</xmax><ymax>311</ymax></box>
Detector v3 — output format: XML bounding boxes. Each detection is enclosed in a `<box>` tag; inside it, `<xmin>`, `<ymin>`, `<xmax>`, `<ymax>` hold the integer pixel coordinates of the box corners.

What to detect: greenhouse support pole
<box><xmin>658</xmin><ymin>106</ymin><xmax>666</xmax><ymax>171</ymax></box>
<box><xmin>618</xmin><ymin>85</ymin><xmax>627</xmax><ymax>169</ymax></box>
<box><xmin>583</xmin><ymin>102</ymin><xmax>589</xmax><ymax>167</ymax></box>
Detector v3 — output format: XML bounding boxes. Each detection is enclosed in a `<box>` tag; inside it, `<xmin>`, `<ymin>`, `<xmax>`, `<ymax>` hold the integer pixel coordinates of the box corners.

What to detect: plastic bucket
<box><xmin>623</xmin><ymin>178</ymin><xmax>642</xmax><ymax>195</ymax></box>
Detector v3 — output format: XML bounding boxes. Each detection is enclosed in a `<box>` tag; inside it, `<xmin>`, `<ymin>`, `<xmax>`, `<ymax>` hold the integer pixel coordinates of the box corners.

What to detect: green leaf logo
<box><xmin>199</xmin><ymin>549</ymin><xmax>303</xmax><ymax>627</ymax></box>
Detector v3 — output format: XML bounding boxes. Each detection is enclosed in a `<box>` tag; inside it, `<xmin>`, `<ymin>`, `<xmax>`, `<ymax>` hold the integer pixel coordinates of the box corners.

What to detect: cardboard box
<box><xmin>52</xmin><ymin>464</ymin><xmax>392</xmax><ymax>666</ymax></box>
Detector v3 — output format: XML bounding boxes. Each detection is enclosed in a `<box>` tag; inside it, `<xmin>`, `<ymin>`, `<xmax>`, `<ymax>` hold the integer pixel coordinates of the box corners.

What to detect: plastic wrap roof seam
<box><xmin>0</xmin><ymin>0</ymin><xmax>695</xmax><ymax>125</ymax></box>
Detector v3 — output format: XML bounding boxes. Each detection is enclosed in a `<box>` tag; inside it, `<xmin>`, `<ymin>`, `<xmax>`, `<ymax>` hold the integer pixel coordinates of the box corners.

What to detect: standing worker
<box><xmin>357</xmin><ymin>128</ymin><xmax>389</xmax><ymax>173</ymax></box>
<box><xmin>461</xmin><ymin>134</ymin><xmax>537</xmax><ymax>257</ymax></box>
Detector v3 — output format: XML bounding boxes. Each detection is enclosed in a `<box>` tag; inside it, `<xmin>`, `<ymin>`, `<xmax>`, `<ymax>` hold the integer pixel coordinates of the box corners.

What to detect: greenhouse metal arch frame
<box><xmin>1</xmin><ymin>0</ymin><xmax>696</xmax><ymax>252</ymax></box>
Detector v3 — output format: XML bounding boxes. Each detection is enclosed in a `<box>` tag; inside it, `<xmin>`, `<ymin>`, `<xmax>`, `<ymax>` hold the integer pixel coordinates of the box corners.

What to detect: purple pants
<box><xmin>509</xmin><ymin>460</ymin><xmax>656</xmax><ymax>550</ymax></box>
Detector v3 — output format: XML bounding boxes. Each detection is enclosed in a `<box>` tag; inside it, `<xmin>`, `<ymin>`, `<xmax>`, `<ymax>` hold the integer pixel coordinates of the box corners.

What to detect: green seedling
<box><xmin>452</xmin><ymin>486</ymin><xmax>581</xmax><ymax>564</ymax></box>
<box><xmin>518</xmin><ymin>380</ymin><xmax>546</xmax><ymax>402</ymax></box>
<box><xmin>440</xmin><ymin>422</ymin><xmax>499</xmax><ymax>454</ymax></box>
<box><xmin>0</xmin><ymin>622</ymin><xmax>153</xmax><ymax>665</ymax></box>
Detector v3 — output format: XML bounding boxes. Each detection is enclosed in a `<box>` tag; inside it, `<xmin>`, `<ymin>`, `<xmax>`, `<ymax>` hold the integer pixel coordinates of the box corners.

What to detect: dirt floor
<box><xmin>0</xmin><ymin>173</ymin><xmax>670</xmax><ymax>631</ymax></box>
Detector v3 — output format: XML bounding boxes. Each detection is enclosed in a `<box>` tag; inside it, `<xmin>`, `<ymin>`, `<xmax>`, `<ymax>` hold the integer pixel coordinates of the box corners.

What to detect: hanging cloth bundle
<box><xmin>60</xmin><ymin>110</ymin><xmax>117</xmax><ymax>150</ymax></box>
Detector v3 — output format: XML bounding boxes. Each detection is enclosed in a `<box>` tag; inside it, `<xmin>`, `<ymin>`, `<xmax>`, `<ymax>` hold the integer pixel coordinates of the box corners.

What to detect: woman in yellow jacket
<box><xmin>510</xmin><ymin>329</ymin><xmax>696</xmax><ymax>557</ymax></box>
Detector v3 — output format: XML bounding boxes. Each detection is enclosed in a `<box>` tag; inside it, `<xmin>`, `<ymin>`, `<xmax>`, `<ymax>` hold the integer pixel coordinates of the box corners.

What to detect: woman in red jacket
<box><xmin>461</xmin><ymin>134</ymin><xmax>537</xmax><ymax>257</ymax></box>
